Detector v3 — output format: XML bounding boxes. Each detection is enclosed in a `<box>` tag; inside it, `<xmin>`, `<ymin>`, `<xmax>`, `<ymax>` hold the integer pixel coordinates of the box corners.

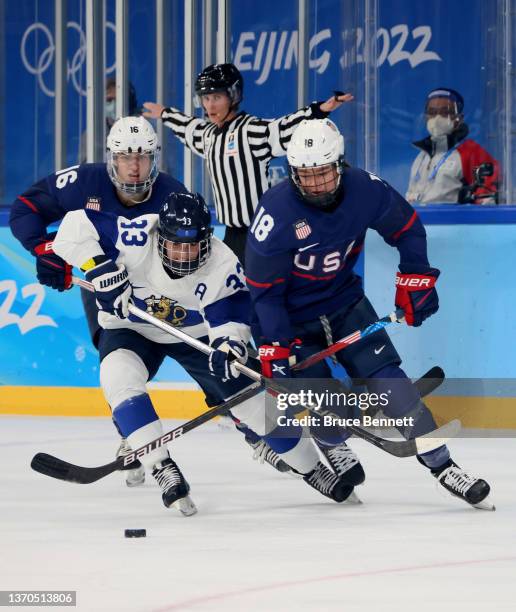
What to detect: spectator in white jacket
<box><xmin>406</xmin><ymin>88</ymin><xmax>499</xmax><ymax>205</ymax></box>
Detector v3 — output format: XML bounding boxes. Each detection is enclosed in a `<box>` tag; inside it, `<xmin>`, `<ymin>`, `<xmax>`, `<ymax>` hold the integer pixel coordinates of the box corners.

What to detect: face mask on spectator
<box><xmin>426</xmin><ymin>115</ymin><xmax>454</xmax><ymax>138</ymax></box>
<box><xmin>106</xmin><ymin>99</ymin><xmax>116</xmax><ymax>122</ymax></box>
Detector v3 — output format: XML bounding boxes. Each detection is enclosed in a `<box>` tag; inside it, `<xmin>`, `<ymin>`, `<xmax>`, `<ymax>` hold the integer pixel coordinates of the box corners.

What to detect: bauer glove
<box><xmin>258</xmin><ymin>339</ymin><xmax>301</xmax><ymax>379</ymax></box>
<box><xmin>32</xmin><ymin>232</ymin><xmax>72</xmax><ymax>291</ymax></box>
<box><xmin>395</xmin><ymin>264</ymin><xmax>440</xmax><ymax>327</ymax></box>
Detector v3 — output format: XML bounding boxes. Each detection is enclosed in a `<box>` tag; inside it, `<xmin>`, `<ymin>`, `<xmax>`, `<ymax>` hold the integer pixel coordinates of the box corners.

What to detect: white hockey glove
<box><xmin>84</xmin><ymin>257</ymin><xmax>133</xmax><ymax>319</ymax></box>
<box><xmin>208</xmin><ymin>337</ymin><xmax>248</xmax><ymax>381</ymax></box>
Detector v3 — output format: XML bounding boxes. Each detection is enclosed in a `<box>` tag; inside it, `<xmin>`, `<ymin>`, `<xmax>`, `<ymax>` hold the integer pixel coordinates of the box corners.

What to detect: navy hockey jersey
<box><xmin>9</xmin><ymin>162</ymin><xmax>188</xmax><ymax>252</ymax></box>
<box><xmin>245</xmin><ymin>167</ymin><xmax>430</xmax><ymax>342</ymax></box>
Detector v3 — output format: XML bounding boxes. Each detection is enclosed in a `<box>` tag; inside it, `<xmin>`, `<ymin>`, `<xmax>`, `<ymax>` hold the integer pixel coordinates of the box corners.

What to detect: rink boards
<box><xmin>1</xmin><ymin>209</ymin><xmax>515</xmax><ymax>430</ymax></box>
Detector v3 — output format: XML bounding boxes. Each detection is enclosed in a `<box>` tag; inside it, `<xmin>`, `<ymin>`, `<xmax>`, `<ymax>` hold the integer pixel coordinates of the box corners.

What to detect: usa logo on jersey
<box><xmin>294</xmin><ymin>220</ymin><xmax>312</xmax><ymax>240</ymax></box>
<box><xmin>86</xmin><ymin>197</ymin><xmax>101</xmax><ymax>211</ymax></box>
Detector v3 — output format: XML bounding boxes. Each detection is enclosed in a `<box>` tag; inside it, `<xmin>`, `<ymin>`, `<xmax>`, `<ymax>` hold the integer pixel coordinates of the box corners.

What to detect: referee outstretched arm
<box><xmin>143</xmin><ymin>63</ymin><xmax>352</xmax><ymax>262</ymax></box>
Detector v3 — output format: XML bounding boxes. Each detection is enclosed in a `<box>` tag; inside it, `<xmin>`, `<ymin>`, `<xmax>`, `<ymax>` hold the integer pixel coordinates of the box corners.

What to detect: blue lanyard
<box><xmin>425</xmin><ymin>139</ymin><xmax>465</xmax><ymax>182</ymax></box>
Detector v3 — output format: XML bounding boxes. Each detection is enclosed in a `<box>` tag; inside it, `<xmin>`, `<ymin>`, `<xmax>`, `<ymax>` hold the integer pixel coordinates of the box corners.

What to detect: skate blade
<box><xmin>125</xmin><ymin>468</ymin><xmax>145</xmax><ymax>487</ymax></box>
<box><xmin>472</xmin><ymin>496</ymin><xmax>496</xmax><ymax>511</ymax></box>
<box><xmin>173</xmin><ymin>495</ymin><xmax>198</xmax><ymax>517</ymax></box>
<box><xmin>343</xmin><ymin>490</ymin><xmax>362</xmax><ymax>505</ymax></box>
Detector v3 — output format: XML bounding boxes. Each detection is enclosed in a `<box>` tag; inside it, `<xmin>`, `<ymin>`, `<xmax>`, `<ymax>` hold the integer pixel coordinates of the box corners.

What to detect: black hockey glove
<box><xmin>32</xmin><ymin>233</ymin><xmax>72</xmax><ymax>291</ymax></box>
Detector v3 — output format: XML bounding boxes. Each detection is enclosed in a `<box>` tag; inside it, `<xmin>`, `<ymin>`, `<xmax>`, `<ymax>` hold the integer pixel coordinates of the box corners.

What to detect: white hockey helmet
<box><xmin>287</xmin><ymin>118</ymin><xmax>345</xmax><ymax>208</ymax></box>
<box><xmin>106</xmin><ymin>116</ymin><xmax>160</xmax><ymax>194</ymax></box>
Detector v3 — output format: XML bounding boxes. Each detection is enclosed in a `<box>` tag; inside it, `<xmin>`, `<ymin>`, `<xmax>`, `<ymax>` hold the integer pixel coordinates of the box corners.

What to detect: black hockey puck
<box><xmin>124</xmin><ymin>529</ymin><xmax>146</xmax><ymax>538</ymax></box>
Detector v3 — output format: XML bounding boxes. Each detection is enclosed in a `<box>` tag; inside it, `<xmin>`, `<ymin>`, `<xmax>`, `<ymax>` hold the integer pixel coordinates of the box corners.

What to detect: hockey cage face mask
<box><xmin>158</xmin><ymin>232</ymin><xmax>213</xmax><ymax>277</ymax></box>
<box><xmin>107</xmin><ymin>148</ymin><xmax>160</xmax><ymax>195</ymax></box>
<box><xmin>289</xmin><ymin>160</ymin><xmax>344</xmax><ymax>209</ymax></box>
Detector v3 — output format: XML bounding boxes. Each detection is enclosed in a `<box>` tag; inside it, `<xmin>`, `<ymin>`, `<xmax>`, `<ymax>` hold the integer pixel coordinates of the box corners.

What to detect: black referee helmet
<box><xmin>194</xmin><ymin>63</ymin><xmax>243</xmax><ymax>109</ymax></box>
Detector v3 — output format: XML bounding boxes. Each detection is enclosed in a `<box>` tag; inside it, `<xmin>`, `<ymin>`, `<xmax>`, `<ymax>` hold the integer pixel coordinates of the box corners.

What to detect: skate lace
<box><xmin>308</xmin><ymin>462</ymin><xmax>339</xmax><ymax>495</ymax></box>
<box><xmin>439</xmin><ymin>466</ymin><xmax>476</xmax><ymax>495</ymax></box>
<box><xmin>327</xmin><ymin>445</ymin><xmax>359</xmax><ymax>473</ymax></box>
<box><xmin>252</xmin><ymin>440</ymin><xmax>281</xmax><ymax>467</ymax></box>
<box><xmin>153</xmin><ymin>462</ymin><xmax>181</xmax><ymax>491</ymax></box>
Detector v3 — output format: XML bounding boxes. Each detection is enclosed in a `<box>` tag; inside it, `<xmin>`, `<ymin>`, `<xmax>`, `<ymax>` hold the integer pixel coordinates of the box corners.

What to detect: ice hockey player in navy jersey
<box><xmin>9</xmin><ymin>116</ymin><xmax>189</xmax><ymax>486</ymax></box>
<box><xmin>9</xmin><ymin>116</ymin><xmax>187</xmax><ymax>340</ymax></box>
<box><xmin>52</xmin><ymin>192</ymin><xmax>360</xmax><ymax>513</ymax></box>
<box><xmin>246</xmin><ymin>118</ymin><xmax>493</xmax><ymax>510</ymax></box>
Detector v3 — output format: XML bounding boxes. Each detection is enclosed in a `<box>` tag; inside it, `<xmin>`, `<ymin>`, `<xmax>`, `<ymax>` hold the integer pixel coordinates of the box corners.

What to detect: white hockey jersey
<box><xmin>53</xmin><ymin>210</ymin><xmax>251</xmax><ymax>345</ymax></box>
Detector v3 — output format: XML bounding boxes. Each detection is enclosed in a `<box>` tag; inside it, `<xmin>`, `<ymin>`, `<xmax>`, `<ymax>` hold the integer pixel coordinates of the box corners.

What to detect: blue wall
<box><xmin>365</xmin><ymin>208</ymin><xmax>516</xmax><ymax>379</ymax></box>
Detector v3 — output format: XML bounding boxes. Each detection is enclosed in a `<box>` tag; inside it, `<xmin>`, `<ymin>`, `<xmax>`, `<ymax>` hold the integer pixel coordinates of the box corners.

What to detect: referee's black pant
<box><xmin>223</xmin><ymin>226</ymin><xmax>249</xmax><ymax>267</ymax></box>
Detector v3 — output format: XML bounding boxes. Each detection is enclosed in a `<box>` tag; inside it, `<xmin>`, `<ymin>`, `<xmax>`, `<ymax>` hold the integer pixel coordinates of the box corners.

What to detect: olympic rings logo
<box><xmin>20</xmin><ymin>21</ymin><xmax>116</xmax><ymax>97</ymax></box>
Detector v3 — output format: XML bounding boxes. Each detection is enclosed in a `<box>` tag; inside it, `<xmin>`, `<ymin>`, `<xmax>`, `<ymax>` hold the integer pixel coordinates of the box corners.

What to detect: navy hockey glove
<box><xmin>84</xmin><ymin>257</ymin><xmax>133</xmax><ymax>319</ymax></box>
<box><xmin>258</xmin><ymin>340</ymin><xmax>301</xmax><ymax>379</ymax></box>
<box><xmin>208</xmin><ymin>337</ymin><xmax>248</xmax><ymax>381</ymax></box>
<box><xmin>32</xmin><ymin>233</ymin><xmax>72</xmax><ymax>291</ymax></box>
<box><xmin>395</xmin><ymin>264</ymin><xmax>440</xmax><ymax>327</ymax></box>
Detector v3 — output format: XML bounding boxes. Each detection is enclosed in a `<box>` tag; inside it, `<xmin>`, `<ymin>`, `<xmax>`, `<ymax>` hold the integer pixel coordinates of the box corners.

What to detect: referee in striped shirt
<box><xmin>143</xmin><ymin>63</ymin><xmax>352</xmax><ymax>264</ymax></box>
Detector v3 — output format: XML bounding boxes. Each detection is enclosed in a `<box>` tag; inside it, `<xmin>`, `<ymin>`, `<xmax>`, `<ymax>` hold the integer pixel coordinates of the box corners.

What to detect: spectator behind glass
<box><xmin>79</xmin><ymin>78</ymin><xmax>140</xmax><ymax>163</ymax></box>
<box><xmin>406</xmin><ymin>88</ymin><xmax>499</xmax><ymax>205</ymax></box>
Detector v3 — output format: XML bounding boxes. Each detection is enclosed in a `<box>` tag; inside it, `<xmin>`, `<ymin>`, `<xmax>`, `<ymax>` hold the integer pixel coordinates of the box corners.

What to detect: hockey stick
<box><xmin>30</xmin><ymin>365</ymin><xmax>445</xmax><ymax>485</ymax></box>
<box><xmin>411</xmin><ymin>365</ymin><xmax>445</xmax><ymax>398</ymax></box>
<box><xmin>292</xmin><ymin>309</ymin><xmax>405</xmax><ymax>372</ymax></box>
<box><xmin>67</xmin><ymin>278</ymin><xmax>458</xmax><ymax>458</ymax></box>
<box><xmin>249</xmin><ymin>353</ymin><xmax>445</xmax><ymax>398</ymax></box>
<box><xmin>31</xmin><ymin>381</ymin><xmax>263</xmax><ymax>485</ymax></box>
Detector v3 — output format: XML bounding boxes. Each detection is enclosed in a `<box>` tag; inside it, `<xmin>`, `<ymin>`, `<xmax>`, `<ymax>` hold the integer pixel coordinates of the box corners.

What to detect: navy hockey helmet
<box><xmin>194</xmin><ymin>63</ymin><xmax>243</xmax><ymax>108</ymax></box>
<box><xmin>158</xmin><ymin>192</ymin><xmax>213</xmax><ymax>277</ymax></box>
<box><xmin>425</xmin><ymin>87</ymin><xmax>464</xmax><ymax>115</ymax></box>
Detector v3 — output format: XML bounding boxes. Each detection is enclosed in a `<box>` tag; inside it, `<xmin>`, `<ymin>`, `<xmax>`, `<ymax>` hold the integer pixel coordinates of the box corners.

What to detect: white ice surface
<box><xmin>1</xmin><ymin>415</ymin><xmax>515</xmax><ymax>612</ymax></box>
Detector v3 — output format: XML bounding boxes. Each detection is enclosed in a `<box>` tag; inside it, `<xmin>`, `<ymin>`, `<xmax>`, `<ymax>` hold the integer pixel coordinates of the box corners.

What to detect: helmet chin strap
<box><xmin>118</xmin><ymin>185</ymin><xmax>153</xmax><ymax>205</ymax></box>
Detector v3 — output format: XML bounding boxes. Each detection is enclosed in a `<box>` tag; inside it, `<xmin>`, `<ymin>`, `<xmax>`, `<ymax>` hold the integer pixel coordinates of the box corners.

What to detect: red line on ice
<box><xmin>152</xmin><ymin>555</ymin><xmax>516</xmax><ymax>611</ymax></box>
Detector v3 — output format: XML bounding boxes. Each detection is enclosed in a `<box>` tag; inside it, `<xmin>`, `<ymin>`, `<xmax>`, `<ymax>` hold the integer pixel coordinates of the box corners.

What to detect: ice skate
<box><xmin>303</xmin><ymin>461</ymin><xmax>358</xmax><ymax>503</ymax></box>
<box><xmin>248</xmin><ymin>438</ymin><xmax>294</xmax><ymax>474</ymax></box>
<box><xmin>433</xmin><ymin>461</ymin><xmax>495</xmax><ymax>510</ymax></box>
<box><xmin>319</xmin><ymin>442</ymin><xmax>366</xmax><ymax>487</ymax></box>
<box><xmin>152</xmin><ymin>458</ymin><xmax>197</xmax><ymax>516</ymax></box>
<box><xmin>117</xmin><ymin>438</ymin><xmax>145</xmax><ymax>487</ymax></box>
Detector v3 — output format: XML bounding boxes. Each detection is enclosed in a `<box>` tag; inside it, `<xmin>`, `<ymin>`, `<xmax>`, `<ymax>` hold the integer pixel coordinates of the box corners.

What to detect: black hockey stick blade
<box><xmin>342</xmin><ymin>366</ymin><xmax>448</xmax><ymax>457</ymax></box>
<box><xmin>414</xmin><ymin>366</ymin><xmax>445</xmax><ymax>398</ymax></box>
<box><xmin>31</xmin><ymin>453</ymin><xmax>121</xmax><ymax>484</ymax></box>
<box><xmin>345</xmin><ymin>418</ymin><xmax>461</xmax><ymax>458</ymax></box>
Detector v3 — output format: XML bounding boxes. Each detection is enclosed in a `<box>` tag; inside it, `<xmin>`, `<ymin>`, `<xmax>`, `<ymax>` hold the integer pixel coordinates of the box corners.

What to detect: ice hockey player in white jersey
<box><xmin>53</xmin><ymin>192</ymin><xmax>359</xmax><ymax>514</ymax></box>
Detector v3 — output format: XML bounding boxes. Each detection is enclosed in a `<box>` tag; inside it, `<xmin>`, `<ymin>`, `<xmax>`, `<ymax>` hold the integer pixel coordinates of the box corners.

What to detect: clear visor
<box><xmin>158</xmin><ymin>235</ymin><xmax>211</xmax><ymax>277</ymax></box>
<box><xmin>424</xmin><ymin>100</ymin><xmax>458</xmax><ymax>118</ymax></box>
<box><xmin>107</xmin><ymin>149</ymin><xmax>160</xmax><ymax>195</ymax></box>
